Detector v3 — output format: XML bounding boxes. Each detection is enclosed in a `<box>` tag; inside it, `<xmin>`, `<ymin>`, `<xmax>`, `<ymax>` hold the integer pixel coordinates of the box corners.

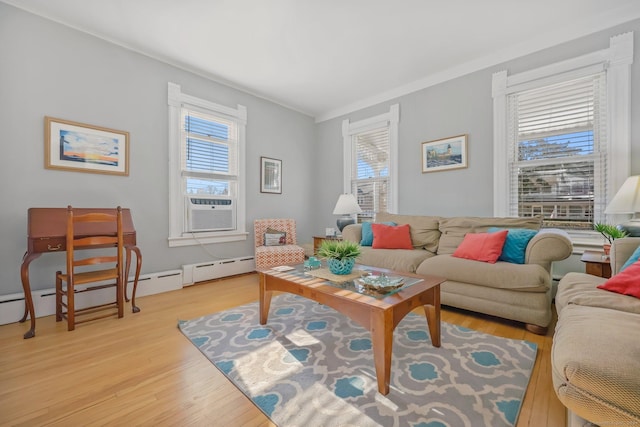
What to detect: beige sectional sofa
<box><xmin>553</xmin><ymin>237</ymin><xmax>640</xmax><ymax>426</ymax></box>
<box><xmin>342</xmin><ymin>212</ymin><xmax>573</xmax><ymax>334</ymax></box>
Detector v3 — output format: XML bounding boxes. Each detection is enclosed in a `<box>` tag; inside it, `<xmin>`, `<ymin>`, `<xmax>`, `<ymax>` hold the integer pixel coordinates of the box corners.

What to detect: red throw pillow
<box><xmin>371</xmin><ymin>223</ymin><xmax>413</xmax><ymax>249</ymax></box>
<box><xmin>452</xmin><ymin>230</ymin><xmax>509</xmax><ymax>264</ymax></box>
<box><xmin>597</xmin><ymin>260</ymin><xmax>640</xmax><ymax>298</ymax></box>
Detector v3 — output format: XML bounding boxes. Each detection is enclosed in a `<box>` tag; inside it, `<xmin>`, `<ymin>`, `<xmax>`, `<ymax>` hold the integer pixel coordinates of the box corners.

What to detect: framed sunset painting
<box><xmin>45</xmin><ymin>116</ymin><xmax>129</xmax><ymax>176</ymax></box>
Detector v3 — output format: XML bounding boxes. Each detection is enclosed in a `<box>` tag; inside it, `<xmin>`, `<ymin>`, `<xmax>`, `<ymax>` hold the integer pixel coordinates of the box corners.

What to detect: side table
<box><xmin>313</xmin><ymin>235</ymin><xmax>342</xmax><ymax>255</ymax></box>
<box><xmin>580</xmin><ymin>250</ymin><xmax>611</xmax><ymax>278</ymax></box>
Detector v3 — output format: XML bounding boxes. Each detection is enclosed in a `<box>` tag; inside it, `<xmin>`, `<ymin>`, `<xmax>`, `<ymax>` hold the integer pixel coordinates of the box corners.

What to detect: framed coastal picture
<box><xmin>260</xmin><ymin>156</ymin><xmax>282</xmax><ymax>194</ymax></box>
<box><xmin>45</xmin><ymin>116</ymin><xmax>129</xmax><ymax>176</ymax></box>
<box><xmin>421</xmin><ymin>134</ymin><xmax>468</xmax><ymax>173</ymax></box>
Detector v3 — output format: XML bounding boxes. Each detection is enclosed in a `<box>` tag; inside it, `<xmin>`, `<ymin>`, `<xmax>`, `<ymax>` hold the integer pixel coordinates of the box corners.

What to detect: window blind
<box><xmin>508</xmin><ymin>74</ymin><xmax>607</xmax><ymax>228</ymax></box>
<box><xmin>181</xmin><ymin>107</ymin><xmax>238</xmax><ymax>196</ymax></box>
<box><xmin>352</xmin><ymin>127</ymin><xmax>390</xmax><ymax>219</ymax></box>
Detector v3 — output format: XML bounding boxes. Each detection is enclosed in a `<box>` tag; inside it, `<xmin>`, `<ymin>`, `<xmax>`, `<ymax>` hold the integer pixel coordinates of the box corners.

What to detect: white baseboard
<box><xmin>0</xmin><ymin>270</ymin><xmax>182</xmax><ymax>326</ymax></box>
<box><xmin>182</xmin><ymin>256</ymin><xmax>255</xmax><ymax>286</ymax></box>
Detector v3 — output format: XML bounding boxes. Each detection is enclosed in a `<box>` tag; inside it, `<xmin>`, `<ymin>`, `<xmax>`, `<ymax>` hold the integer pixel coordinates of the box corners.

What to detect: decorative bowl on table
<box><xmin>355</xmin><ymin>274</ymin><xmax>405</xmax><ymax>294</ymax></box>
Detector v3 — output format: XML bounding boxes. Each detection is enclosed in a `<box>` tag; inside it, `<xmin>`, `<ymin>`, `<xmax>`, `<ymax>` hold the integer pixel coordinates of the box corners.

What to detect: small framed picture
<box><xmin>45</xmin><ymin>116</ymin><xmax>129</xmax><ymax>176</ymax></box>
<box><xmin>260</xmin><ymin>156</ymin><xmax>282</xmax><ymax>194</ymax></box>
<box><xmin>421</xmin><ymin>134</ymin><xmax>468</xmax><ymax>173</ymax></box>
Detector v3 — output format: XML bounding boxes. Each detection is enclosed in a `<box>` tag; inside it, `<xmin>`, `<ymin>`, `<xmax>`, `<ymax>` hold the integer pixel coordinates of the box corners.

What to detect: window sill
<box><xmin>168</xmin><ymin>231</ymin><xmax>248</xmax><ymax>247</ymax></box>
<box><xmin>564</xmin><ymin>230</ymin><xmax>607</xmax><ymax>254</ymax></box>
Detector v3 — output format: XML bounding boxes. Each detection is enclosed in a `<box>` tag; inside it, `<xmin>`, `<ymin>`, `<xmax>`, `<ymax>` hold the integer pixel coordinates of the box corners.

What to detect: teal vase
<box><xmin>327</xmin><ymin>258</ymin><xmax>355</xmax><ymax>275</ymax></box>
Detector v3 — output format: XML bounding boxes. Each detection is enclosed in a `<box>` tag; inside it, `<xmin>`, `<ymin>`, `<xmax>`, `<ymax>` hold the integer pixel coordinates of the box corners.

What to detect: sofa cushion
<box><xmin>357</xmin><ymin>246</ymin><xmax>434</xmax><ymax>273</ymax></box>
<box><xmin>360</xmin><ymin>221</ymin><xmax>396</xmax><ymax>246</ymax></box>
<box><xmin>488</xmin><ymin>227</ymin><xmax>538</xmax><ymax>264</ymax></box>
<box><xmin>452</xmin><ymin>230</ymin><xmax>508</xmax><ymax>264</ymax></box>
<box><xmin>417</xmin><ymin>254</ymin><xmax>549</xmax><ymax>291</ymax></box>
<box><xmin>620</xmin><ymin>245</ymin><xmax>640</xmax><ymax>271</ymax></box>
<box><xmin>555</xmin><ymin>272</ymin><xmax>640</xmax><ymax>316</ymax></box>
<box><xmin>597</xmin><ymin>260</ymin><xmax>640</xmax><ymax>298</ymax></box>
<box><xmin>438</xmin><ymin>216</ymin><xmax>542</xmax><ymax>255</ymax></box>
<box><xmin>552</xmin><ymin>304</ymin><xmax>640</xmax><ymax>424</ymax></box>
<box><xmin>375</xmin><ymin>213</ymin><xmax>441</xmax><ymax>253</ymax></box>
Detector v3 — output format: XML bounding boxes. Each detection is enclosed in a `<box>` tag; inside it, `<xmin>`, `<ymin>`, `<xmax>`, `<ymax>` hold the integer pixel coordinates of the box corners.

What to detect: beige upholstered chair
<box><xmin>254</xmin><ymin>219</ymin><xmax>305</xmax><ymax>269</ymax></box>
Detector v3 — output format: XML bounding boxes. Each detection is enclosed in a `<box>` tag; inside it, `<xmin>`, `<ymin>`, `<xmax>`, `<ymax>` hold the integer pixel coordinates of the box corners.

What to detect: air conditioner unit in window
<box><xmin>186</xmin><ymin>196</ymin><xmax>236</xmax><ymax>232</ymax></box>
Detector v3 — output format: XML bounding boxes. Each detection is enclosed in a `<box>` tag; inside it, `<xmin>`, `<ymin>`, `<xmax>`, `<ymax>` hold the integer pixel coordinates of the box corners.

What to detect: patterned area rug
<box><xmin>178</xmin><ymin>293</ymin><xmax>537</xmax><ymax>427</ymax></box>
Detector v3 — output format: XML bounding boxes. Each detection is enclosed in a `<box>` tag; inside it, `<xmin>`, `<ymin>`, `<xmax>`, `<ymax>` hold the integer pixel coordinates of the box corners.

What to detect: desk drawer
<box><xmin>32</xmin><ymin>238</ymin><xmax>66</xmax><ymax>253</ymax></box>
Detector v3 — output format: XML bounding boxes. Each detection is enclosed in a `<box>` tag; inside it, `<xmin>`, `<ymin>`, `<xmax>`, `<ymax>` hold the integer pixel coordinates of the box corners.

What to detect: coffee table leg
<box><xmin>370</xmin><ymin>309</ymin><xmax>393</xmax><ymax>395</ymax></box>
<box><xmin>259</xmin><ymin>274</ymin><xmax>272</xmax><ymax>325</ymax></box>
<box><xmin>423</xmin><ymin>287</ymin><xmax>441</xmax><ymax>347</ymax></box>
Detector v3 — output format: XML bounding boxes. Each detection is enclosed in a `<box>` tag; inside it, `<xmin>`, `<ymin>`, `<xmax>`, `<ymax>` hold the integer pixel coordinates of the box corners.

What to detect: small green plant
<box><xmin>593</xmin><ymin>223</ymin><xmax>629</xmax><ymax>244</ymax></box>
<box><xmin>317</xmin><ymin>240</ymin><xmax>361</xmax><ymax>261</ymax></box>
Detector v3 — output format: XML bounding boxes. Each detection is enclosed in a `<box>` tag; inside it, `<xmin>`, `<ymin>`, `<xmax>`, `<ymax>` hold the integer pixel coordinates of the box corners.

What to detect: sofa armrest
<box><xmin>526</xmin><ymin>228</ymin><xmax>573</xmax><ymax>272</ymax></box>
<box><xmin>342</xmin><ymin>224</ymin><xmax>362</xmax><ymax>244</ymax></box>
<box><xmin>610</xmin><ymin>237</ymin><xmax>640</xmax><ymax>275</ymax></box>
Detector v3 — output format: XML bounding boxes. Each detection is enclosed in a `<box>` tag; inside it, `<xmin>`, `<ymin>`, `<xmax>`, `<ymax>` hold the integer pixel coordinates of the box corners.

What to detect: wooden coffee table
<box><xmin>257</xmin><ymin>264</ymin><xmax>444</xmax><ymax>395</ymax></box>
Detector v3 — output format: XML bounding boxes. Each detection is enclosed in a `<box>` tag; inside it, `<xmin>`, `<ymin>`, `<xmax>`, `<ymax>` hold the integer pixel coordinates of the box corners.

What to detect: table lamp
<box><xmin>604</xmin><ymin>175</ymin><xmax>640</xmax><ymax>236</ymax></box>
<box><xmin>333</xmin><ymin>193</ymin><xmax>362</xmax><ymax>232</ymax></box>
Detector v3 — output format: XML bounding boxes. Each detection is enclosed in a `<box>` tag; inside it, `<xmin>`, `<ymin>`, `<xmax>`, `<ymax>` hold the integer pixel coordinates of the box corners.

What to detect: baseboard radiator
<box><xmin>182</xmin><ymin>256</ymin><xmax>255</xmax><ymax>286</ymax></box>
<box><xmin>0</xmin><ymin>270</ymin><xmax>182</xmax><ymax>326</ymax></box>
<box><xmin>0</xmin><ymin>256</ymin><xmax>256</xmax><ymax>326</ymax></box>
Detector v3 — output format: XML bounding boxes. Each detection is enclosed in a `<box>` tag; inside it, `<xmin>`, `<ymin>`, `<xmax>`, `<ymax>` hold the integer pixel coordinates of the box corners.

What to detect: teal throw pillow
<box><xmin>360</xmin><ymin>221</ymin><xmax>397</xmax><ymax>246</ymax></box>
<box><xmin>620</xmin><ymin>245</ymin><xmax>640</xmax><ymax>272</ymax></box>
<box><xmin>488</xmin><ymin>227</ymin><xmax>538</xmax><ymax>264</ymax></box>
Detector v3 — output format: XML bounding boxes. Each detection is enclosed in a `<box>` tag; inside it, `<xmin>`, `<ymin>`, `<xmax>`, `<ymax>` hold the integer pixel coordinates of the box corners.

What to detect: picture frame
<box><xmin>260</xmin><ymin>156</ymin><xmax>282</xmax><ymax>194</ymax></box>
<box><xmin>45</xmin><ymin>116</ymin><xmax>129</xmax><ymax>176</ymax></box>
<box><xmin>421</xmin><ymin>134</ymin><xmax>468</xmax><ymax>173</ymax></box>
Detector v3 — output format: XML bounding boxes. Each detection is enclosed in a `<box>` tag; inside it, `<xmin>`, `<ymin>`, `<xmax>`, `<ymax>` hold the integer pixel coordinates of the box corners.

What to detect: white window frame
<box><xmin>342</xmin><ymin>104</ymin><xmax>399</xmax><ymax>217</ymax></box>
<box><xmin>167</xmin><ymin>82</ymin><xmax>248</xmax><ymax>247</ymax></box>
<box><xmin>493</xmin><ymin>32</ymin><xmax>633</xmax><ymax>247</ymax></box>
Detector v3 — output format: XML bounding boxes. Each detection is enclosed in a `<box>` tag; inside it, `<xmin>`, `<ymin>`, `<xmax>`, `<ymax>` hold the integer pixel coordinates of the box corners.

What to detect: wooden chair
<box><xmin>254</xmin><ymin>219</ymin><xmax>305</xmax><ymax>269</ymax></box>
<box><xmin>55</xmin><ymin>206</ymin><xmax>125</xmax><ymax>331</ymax></box>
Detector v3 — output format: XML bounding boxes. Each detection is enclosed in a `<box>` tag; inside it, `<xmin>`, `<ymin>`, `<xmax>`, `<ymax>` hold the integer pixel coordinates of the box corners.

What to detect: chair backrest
<box><xmin>65</xmin><ymin>205</ymin><xmax>124</xmax><ymax>279</ymax></box>
<box><xmin>254</xmin><ymin>219</ymin><xmax>298</xmax><ymax>247</ymax></box>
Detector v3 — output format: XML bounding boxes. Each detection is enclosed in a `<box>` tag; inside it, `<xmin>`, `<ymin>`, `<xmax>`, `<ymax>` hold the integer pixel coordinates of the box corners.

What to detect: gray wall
<box><xmin>313</xmin><ymin>19</ymin><xmax>640</xmax><ymax>232</ymax></box>
<box><xmin>2</xmin><ymin>3</ymin><xmax>639</xmax><ymax>296</ymax></box>
<box><xmin>0</xmin><ymin>3</ymin><xmax>315</xmax><ymax>294</ymax></box>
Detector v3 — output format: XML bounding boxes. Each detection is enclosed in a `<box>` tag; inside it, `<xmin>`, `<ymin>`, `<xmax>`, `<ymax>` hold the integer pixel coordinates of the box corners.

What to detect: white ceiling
<box><xmin>4</xmin><ymin>0</ymin><xmax>640</xmax><ymax>121</ymax></box>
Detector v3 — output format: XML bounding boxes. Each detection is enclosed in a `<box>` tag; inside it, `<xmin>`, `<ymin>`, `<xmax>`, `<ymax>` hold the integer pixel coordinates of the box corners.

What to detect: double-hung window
<box><xmin>342</xmin><ymin>104</ymin><xmax>399</xmax><ymax>221</ymax></box>
<box><xmin>493</xmin><ymin>32</ymin><xmax>633</xmax><ymax>240</ymax></box>
<box><xmin>168</xmin><ymin>83</ymin><xmax>247</xmax><ymax>246</ymax></box>
<box><xmin>507</xmin><ymin>74</ymin><xmax>606</xmax><ymax>229</ymax></box>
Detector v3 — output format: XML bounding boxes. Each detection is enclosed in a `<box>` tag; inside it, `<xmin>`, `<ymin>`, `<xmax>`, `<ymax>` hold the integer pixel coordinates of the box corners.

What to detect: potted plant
<box><xmin>317</xmin><ymin>240</ymin><xmax>361</xmax><ymax>275</ymax></box>
<box><xmin>593</xmin><ymin>222</ymin><xmax>629</xmax><ymax>254</ymax></box>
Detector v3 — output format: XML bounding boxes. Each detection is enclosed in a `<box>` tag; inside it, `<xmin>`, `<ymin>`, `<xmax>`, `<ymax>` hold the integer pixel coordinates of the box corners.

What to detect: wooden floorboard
<box><xmin>0</xmin><ymin>273</ymin><xmax>565</xmax><ymax>426</ymax></box>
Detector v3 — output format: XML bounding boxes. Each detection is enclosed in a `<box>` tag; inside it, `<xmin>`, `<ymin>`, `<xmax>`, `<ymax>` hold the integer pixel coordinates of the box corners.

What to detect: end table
<box><xmin>313</xmin><ymin>235</ymin><xmax>342</xmax><ymax>255</ymax></box>
<box><xmin>580</xmin><ymin>250</ymin><xmax>611</xmax><ymax>278</ymax></box>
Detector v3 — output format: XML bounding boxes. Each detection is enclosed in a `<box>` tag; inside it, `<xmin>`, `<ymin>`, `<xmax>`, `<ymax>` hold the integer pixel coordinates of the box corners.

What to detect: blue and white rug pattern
<box><xmin>179</xmin><ymin>293</ymin><xmax>537</xmax><ymax>427</ymax></box>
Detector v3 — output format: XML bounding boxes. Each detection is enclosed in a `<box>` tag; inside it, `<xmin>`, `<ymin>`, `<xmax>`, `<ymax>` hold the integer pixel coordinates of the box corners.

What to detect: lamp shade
<box><xmin>605</xmin><ymin>175</ymin><xmax>640</xmax><ymax>214</ymax></box>
<box><xmin>333</xmin><ymin>194</ymin><xmax>362</xmax><ymax>215</ymax></box>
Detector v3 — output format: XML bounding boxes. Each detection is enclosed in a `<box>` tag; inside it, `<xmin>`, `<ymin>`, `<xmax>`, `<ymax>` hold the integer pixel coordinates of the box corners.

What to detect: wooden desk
<box><xmin>580</xmin><ymin>250</ymin><xmax>611</xmax><ymax>278</ymax></box>
<box><xmin>20</xmin><ymin>207</ymin><xmax>142</xmax><ymax>339</ymax></box>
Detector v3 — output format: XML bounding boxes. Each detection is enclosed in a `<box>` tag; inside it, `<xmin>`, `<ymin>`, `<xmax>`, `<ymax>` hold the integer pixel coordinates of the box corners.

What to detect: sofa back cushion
<box><xmin>438</xmin><ymin>216</ymin><xmax>542</xmax><ymax>255</ymax></box>
<box><xmin>375</xmin><ymin>212</ymin><xmax>441</xmax><ymax>253</ymax></box>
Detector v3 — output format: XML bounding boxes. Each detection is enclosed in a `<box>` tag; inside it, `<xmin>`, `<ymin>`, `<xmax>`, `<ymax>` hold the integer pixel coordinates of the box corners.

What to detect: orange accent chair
<box><xmin>254</xmin><ymin>219</ymin><xmax>305</xmax><ymax>269</ymax></box>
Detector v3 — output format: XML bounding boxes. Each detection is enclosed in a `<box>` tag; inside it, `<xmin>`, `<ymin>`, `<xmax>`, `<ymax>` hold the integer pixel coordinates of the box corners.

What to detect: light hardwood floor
<box><xmin>0</xmin><ymin>273</ymin><xmax>565</xmax><ymax>426</ymax></box>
